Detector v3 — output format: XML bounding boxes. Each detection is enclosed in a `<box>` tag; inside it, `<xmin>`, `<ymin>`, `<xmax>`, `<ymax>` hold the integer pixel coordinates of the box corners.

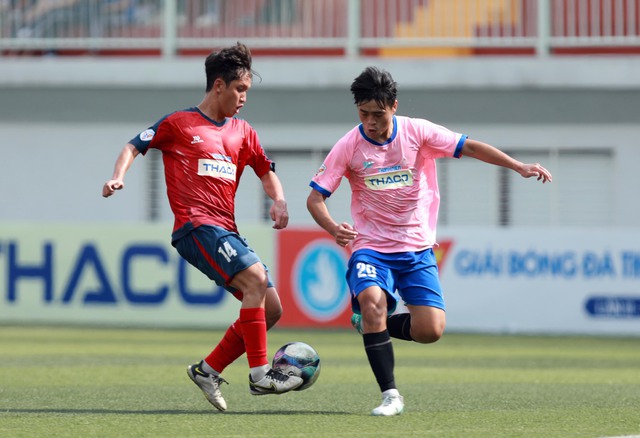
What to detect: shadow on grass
<box><xmin>4</xmin><ymin>408</ymin><xmax>354</xmax><ymax>416</ymax></box>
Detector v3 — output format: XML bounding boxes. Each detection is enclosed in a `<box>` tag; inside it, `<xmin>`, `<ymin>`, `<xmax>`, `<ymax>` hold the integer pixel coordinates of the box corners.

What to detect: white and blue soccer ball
<box><xmin>272</xmin><ymin>341</ymin><xmax>321</xmax><ymax>391</ymax></box>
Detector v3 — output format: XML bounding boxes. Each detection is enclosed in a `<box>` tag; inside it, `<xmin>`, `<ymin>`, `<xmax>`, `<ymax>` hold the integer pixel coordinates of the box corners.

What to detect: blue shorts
<box><xmin>174</xmin><ymin>224</ymin><xmax>273</xmax><ymax>294</ymax></box>
<box><xmin>346</xmin><ymin>248</ymin><xmax>445</xmax><ymax>315</ymax></box>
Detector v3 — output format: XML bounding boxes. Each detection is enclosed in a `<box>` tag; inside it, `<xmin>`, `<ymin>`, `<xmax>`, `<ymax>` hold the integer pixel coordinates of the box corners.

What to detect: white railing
<box><xmin>1</xmin><ymin>0</ymin><xmax>639</xmax><ymax>57</ymax></box>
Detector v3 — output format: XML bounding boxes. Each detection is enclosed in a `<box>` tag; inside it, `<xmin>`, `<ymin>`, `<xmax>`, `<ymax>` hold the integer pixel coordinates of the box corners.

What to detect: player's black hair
<box><xmin>204</xmin><ymin>42</ymin><xmax>261</xmax><ymax>92</ymax></box>
<box><xmin>350</xmin><ymin>66</ymin><xmax>398</xmax><ymax>109</ymax></box>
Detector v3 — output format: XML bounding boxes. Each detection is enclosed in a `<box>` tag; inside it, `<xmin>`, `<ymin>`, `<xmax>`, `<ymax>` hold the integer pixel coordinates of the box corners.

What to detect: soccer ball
<box><xmin>272</xmin><ymin>342</ymin><xmax>321</xmax><ymax>391</ymax></box>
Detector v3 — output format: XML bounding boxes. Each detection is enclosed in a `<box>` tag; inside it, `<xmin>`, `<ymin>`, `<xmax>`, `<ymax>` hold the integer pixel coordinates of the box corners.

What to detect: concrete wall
<box><xmin>1</xmin><ymin>56</ymin><xmax>640</xmax><ymax>226</ymax></box>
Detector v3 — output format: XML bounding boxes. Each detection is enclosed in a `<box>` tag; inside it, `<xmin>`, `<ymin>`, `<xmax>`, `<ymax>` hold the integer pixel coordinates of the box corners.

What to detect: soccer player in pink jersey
<box><xmin>102</xmin><ymin>43</ymin><xmax>302</xmax><ymax>412</ymax></box>
<box><xmin>307</xmin><ymin>66</ymin><xmax>552</xmax><ymax>416</ymax></box>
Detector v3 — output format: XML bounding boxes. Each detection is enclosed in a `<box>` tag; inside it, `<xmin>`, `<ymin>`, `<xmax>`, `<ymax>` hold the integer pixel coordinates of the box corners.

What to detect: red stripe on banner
<box><xmin>276</xmin><ymin>228</ymin><xmax>353</xmax><ymax>328</ymax></box>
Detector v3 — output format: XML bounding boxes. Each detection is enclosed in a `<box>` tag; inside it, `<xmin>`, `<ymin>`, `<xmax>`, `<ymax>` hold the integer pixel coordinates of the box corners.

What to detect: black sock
<box><xmin>387</xmin><ymin>313</ymin><xmax>413</xmax><ymax>341</ymax></box>
<box><xmin>363</xmin><ymin>330</ymin><xmax>396</xmax><ymax>392</ymax></box>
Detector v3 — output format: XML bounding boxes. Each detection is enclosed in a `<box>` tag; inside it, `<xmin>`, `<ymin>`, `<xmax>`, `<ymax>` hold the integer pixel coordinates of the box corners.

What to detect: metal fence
<box><xmin>1</xmin><ymin>0</ymin><xmax>639</xmax><ymax>57</ymax></box>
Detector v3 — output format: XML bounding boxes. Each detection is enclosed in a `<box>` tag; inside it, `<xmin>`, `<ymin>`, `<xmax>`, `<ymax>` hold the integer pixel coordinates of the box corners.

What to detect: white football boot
<box><xmin>371</xmin><ymin>394</ymin><xmax>404</xmax><ymax>416</ymax></box>
<box><xmin>249</xmin><ymin>368</ymin><xmax>303</xmax><ymax>395</ymax></box>
<box><xmin>187</xmin><ymin>361</ymin><xmax>228</xmax><ymax>411</ymax></box>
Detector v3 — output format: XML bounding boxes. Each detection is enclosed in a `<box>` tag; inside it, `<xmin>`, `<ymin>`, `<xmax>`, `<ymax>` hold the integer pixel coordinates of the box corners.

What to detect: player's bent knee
<box><xmin>247</xmin><ymin>268</ymin><xmax>269</xmax><ymax>290</ymax></box>
<box><xmin>412</xmin><ymin>331</ymin><xmax>443</xmax><ymax>344</ymax></box>
<box><xmin>232</xmin><ymin>263</ymin><xmax>269</xmax><ymax>293</ymax></box>
<box><xmin>411</xmin><ymin>323</ymin><xmax>445</xmax><ymax>344</ymax></box>
<box><xmin>360</xmin><ymin>304</ymin><xmax>387</xmax><ymax>323</ymax></box>
<box><xmin>265</xmin><ymin>305</ymin><xmax>283</xmax><ymax>329</ymax></box>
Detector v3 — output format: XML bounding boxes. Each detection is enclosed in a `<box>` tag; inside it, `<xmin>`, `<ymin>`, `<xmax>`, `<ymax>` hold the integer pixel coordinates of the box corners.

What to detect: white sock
<box><xmin>200</xmin><ymin>360</ymin><xmax>220</xmax><ymax>376</ymax></box>
<box><xmin>382</xmin><ymin>388</ymin><xmax>400</xmax><ymax>398</ymax></box>
<box><xmin>250</xmin><ymin>364</ymin><xmax>270</xmax><ymax>381</ymax></box>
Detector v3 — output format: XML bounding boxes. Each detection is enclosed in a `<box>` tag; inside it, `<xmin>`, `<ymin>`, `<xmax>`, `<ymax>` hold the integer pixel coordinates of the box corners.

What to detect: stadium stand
<box><xmin>0</xmin><ymin>0</ymin><xmax>638</xmax><ymax>57</ymax></box>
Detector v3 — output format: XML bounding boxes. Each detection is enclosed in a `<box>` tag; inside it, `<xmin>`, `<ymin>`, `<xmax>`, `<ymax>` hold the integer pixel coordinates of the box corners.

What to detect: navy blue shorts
<box><xmin>346</xmin><ymin>248</ymin><xmax>445</xmax><ymax>315</ymax></box>
<box><xmin>174</xmin><ymin>224</ymin><xmax>273</xmax><ymax>294</ymax></box>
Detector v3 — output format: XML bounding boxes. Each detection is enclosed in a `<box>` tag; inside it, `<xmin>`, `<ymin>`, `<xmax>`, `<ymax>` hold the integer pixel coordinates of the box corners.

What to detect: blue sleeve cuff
<box><xmin>309</xmin><ymin>180</ymin><xmax>332</xmax><ymax>197</ymax></box>
<box><xmin>453</xmin><ymin>134</ymin><xmax>467</xmax><ymax>158</ymax></box>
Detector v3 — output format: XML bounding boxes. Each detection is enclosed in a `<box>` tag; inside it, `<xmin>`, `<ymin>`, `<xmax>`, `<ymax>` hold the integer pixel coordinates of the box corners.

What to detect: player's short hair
<box><xmin>204</xmin><ymin>42</ymin><xmax>259</xmax><ymax>91</ymax></box>
<box><xmin>350</xmin><ymin>66</ymin><xmax>398</xmax><ymax>109</ymax></box>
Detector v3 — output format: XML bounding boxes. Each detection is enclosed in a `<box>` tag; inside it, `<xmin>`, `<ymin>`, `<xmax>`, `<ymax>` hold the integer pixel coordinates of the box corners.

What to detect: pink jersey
<box><xmin>131</xmin><ymin>108</ymin><xmax>273</xmax><ymax>240</ymax></box>
<box><xmin>311</xmin><ymin>116</ymin><xmax>466</xmax><ymax>253</ymax></box>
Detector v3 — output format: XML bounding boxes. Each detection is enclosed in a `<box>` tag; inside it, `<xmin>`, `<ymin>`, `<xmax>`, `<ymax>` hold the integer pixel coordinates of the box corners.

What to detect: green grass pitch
<box><xmin>1</xmin><ymin>325</ymin><xmax>639</xmax><ymax>437</ymax></box>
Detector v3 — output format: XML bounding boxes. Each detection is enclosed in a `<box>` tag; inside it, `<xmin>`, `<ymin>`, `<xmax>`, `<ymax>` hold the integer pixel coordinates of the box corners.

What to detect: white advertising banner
<box><xmin>1</xmin><ymin>224</ymin><xmax>639</xmax><ymax>335</ymax></box>
<box><xmin>0</xmin><ymin>223</ymin><xmax>274</xmax><ymax>328</ymax></box>
<box><xmin>437</xmin><ymin>227</ymin><xmax>640</xmax><ymax>335</ymax></box>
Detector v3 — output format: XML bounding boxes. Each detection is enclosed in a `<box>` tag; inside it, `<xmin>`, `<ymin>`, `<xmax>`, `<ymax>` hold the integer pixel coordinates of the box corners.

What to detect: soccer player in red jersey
<box><xmin>102</xmin><ymin>42</ymin><xmax>302</xmax><ymax>411</ymax></box>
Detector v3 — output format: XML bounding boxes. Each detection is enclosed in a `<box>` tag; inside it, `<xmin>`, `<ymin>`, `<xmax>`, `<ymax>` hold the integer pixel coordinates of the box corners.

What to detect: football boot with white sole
<box><xmin>187</xmin><ymin>361</ymin><xmax>228</xmax><ymax>412</ymax></box>
<box><xmin>371</xmin><ymin>394</ymin><xmax>404</xmax><ymax>416</ymax></box>
<box><xmin>249</xmin><ymin>368</ymin><xmax>303</xmax><ymax>395</ymax></box>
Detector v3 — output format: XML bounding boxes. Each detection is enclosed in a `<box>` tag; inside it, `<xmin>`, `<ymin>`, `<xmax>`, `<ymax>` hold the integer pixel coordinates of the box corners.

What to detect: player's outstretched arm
<box><xmin>461</xmin><ymin>138</ymin><xmax>552</xmax><ymax>183</ymax></box>
<box><xmin>260</xmin><ymin>171</ymin><xmax>289</xmax><ymax>229</ymax></box>
<box><xmin>102</xmin><ymin>143</ymin><xmax>139</xmax><ymax>198</ymax></box>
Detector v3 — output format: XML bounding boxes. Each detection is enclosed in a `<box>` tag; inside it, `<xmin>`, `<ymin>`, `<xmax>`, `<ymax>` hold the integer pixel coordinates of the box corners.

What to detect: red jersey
<box><xmin>130</xmin><ymin>107</ymin><xmax>274</xmax><ymax>242</ymax></box>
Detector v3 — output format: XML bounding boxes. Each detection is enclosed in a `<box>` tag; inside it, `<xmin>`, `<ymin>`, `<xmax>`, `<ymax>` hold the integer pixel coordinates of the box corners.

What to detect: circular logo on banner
<box><xmin>292</xmin><ymin>240</ymin><xmax>350</xmax><ymax>321</ymax></box>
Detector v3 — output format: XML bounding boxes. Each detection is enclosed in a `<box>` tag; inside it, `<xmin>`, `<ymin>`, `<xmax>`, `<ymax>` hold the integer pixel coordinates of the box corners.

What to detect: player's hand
<box><xmin>335</xmin><ymin>222</ymin><xmax>357</xmax><ymax>247</ymax></box>
<box><xmin>102</xmin><ymin>180</ymin><xmax>124</xmax><ymax>198</ymax></box>
<box><xmin>271</xmin><ymin>199</ymin><xmax>289</xmax><ymax>229</ymax></box>
<box><xmin>520</xmin><ymin>163</ymin><xmax>552</xmax><ymax>183</ymax></box>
